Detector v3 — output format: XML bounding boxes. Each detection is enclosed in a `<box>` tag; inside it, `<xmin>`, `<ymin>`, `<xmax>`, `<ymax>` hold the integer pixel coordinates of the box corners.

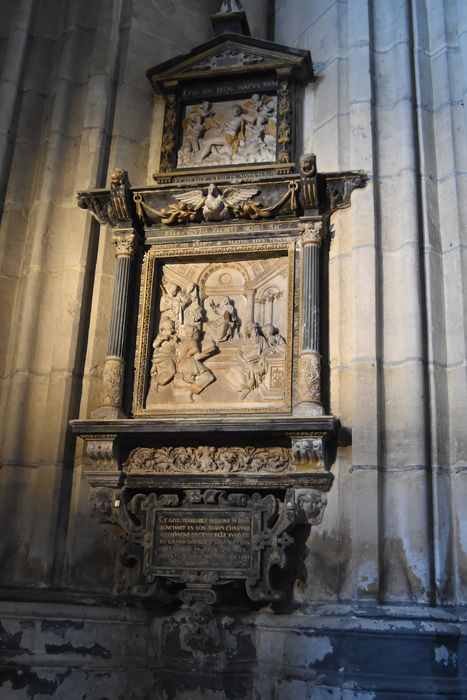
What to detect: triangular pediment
<box><xmin>148</xmin><ymin>34</ymin><xmax>313</xmax><ymax>91</ymax></box>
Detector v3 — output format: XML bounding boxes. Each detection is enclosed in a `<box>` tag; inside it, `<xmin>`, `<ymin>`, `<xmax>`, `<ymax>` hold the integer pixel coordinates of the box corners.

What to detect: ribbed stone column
<box><xmin>295</xmin><ymin>220</ymin><xmax>324</xmax><ymax>415</ymax></box>
<box><xmin>93</xmin><ymin>230</ymin><xmax>137</xmax><ymax>418</ymax></box>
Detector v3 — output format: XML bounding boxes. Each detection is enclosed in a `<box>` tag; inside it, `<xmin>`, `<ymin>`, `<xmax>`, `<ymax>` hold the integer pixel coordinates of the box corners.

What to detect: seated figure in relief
<box><xmin>204</xmin><ymin>296</ymin><xmax>239</xmax><ymax>343</ymax></box>
<box><xmin>225</xmin><ymin>321</ymin><xmax>267</xmax><ymax>399</ymax></box>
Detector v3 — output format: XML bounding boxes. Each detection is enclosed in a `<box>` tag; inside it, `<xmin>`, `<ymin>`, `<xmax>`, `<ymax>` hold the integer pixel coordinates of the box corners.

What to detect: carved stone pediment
<box><xmin>147</xmin><ymin>35</ymin><xmax>314</xmax><ymax>89</ymax></box>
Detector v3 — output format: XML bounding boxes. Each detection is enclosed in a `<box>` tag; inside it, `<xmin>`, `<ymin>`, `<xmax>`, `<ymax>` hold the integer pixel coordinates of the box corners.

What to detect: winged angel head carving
<box><xmin>144</xmin><ymin>183</ymin><xmax>272</xmax><ymax>225</ymax></box>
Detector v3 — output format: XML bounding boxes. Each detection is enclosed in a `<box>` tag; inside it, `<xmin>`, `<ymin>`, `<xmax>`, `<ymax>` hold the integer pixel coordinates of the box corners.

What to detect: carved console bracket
<box><xmin>77</xmin><ymin>168</ymin><xmax>138</xmax><ymax>229</ymax></box>
<box><xmin>322</xmin><ymin>171</ymin><xmax>368</xmax><ymax>214</ymax></box>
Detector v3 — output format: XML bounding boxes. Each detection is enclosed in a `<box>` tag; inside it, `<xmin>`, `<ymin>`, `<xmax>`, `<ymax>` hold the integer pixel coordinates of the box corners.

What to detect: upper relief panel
<box><xmin>177</xmin><ymin>95</ymin><xmax>277</xmax><ymax>168</ymax></box>
<box><xmin>147</xmin><ymin>34</ymin><xmax>314</xmax><ymax>182</ymax></box>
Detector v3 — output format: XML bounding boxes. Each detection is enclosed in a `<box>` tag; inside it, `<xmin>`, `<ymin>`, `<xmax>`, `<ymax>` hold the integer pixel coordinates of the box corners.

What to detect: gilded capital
<box><xmin>299</xmin><ymin>221</ymin><xmax>323</xmax><ymax>245</ymax></box>
<box><xmin>112</xmin><ymin>232</ymin><xmax>136</xmax><ymax>259</ymax></box>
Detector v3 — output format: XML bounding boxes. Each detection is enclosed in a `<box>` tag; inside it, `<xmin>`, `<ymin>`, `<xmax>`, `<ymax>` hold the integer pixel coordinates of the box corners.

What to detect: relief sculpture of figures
<box><xmin>173</xmin><ymin>325</ymin><xmax>216</xmax><ymax>401</ymax></box>
<box><xmin>177</xmin><ymin>95</ymin><xmax>277</xmax><ymax>167</ymax></box>
<box><xmin>225</xmin><ymin>321</ymin><xmax>268</xmax><ymax>399</ymax></box>
<box><xmin>145</xmin><ymin>258</ymin><xmax>289</xmax><ymax>411</ymax></box>
<box><xmin>205</xmin><ymin>296</ymin><xmax>239</xmax><ymax>343</ymax></box>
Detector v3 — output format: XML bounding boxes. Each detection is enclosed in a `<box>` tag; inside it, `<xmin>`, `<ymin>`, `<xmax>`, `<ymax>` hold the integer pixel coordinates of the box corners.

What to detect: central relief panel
<box><xmin>134</xmin><ymin>244</ymin><xmax>293</xmax><ymax>415</ymax></box>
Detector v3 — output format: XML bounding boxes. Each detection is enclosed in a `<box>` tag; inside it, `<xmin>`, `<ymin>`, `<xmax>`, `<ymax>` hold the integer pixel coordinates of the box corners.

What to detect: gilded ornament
<box><xmin>160</xmin><ymin>95</ymin><xmax>177</xmax><ymax>172</ymax></box>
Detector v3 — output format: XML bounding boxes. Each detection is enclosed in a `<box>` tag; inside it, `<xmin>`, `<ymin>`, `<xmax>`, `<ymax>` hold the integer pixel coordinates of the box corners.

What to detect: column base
<box><xmin>293</xmin><ymin>401</ymin><xmax>324</xmax><ymax>417</ymax></box>
<box><xmin>91</xmin><ymin>405</ymin><xmax>127</xmax><ymax>419</ymax></box>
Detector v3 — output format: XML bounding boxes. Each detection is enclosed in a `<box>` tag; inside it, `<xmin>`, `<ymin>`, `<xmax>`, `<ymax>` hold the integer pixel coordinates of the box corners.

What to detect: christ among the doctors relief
<box><xmin>177</xmin><ymin>95</ymin><xmax>277</xmax><ymax>168</ymax></box>
<box><xmin>140</xmin><ymin>253</ymin><xmax>292</xmax><ymax>414</ymax></box>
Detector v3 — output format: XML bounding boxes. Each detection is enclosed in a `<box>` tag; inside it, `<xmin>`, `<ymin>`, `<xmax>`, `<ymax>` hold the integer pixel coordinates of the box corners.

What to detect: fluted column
<box><xmin>295</xmin><ymin>220</ymin><xmax>324</xmax><ymax>416</ymax></box>
<box><xmin>93</xmin><ymin>230</ymin><xmax>137</xmax><ymax>418</ymax></box>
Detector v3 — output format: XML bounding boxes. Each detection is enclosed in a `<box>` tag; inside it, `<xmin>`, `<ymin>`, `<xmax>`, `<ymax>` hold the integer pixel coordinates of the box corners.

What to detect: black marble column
<box><xmin>93</xmin><ymin>230</ymin><xmax>136</xmax><ymax>418</ymax></box>
<box><xmin>296</xmin><ymin>220</ymin><xmax>324</xmax><ymax>415</ymax></box>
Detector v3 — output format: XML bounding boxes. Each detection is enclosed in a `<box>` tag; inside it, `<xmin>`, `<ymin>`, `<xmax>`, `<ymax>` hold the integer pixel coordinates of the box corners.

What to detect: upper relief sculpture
<box><xmin>177</xmin><ymin>96</ymin><xmax>277</xmax><ymax>168</ymax></box>
<box><xmin>145</xmin><ymin>258</ymin><xmax>290</xmax><ymax>411</ymax></box>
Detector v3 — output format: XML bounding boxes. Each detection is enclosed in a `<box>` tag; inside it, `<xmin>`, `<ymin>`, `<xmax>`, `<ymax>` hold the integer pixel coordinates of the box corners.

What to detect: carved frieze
<box><xmin>124</xmin><ymin>446</ymin><xmax>292</xmax><ymax>474</ymax></box>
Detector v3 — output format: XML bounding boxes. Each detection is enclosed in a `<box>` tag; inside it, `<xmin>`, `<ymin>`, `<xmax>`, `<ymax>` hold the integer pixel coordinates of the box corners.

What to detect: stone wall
<box><xmin>275</xmin><ymin>0</ymin><xmax>467</xmax><ymax>607</ymax></box>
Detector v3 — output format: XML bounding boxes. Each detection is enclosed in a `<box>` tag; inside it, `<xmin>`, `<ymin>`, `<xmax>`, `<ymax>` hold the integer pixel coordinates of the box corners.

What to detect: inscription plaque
<box><xmin>154</xmin><ymin>509</ymin><xmax>252</xmax><ymax>572</ymax></box>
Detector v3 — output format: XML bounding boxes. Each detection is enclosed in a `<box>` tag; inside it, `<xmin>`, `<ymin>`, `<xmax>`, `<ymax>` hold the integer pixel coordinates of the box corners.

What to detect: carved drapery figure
<box><xmin>225</xmin><ymin>321</ymin><xmax>267</xmax><ymax>398</ymax></box>
<box><xmin>173</xmin><ymin>324</ymin><xmax>217</xmax><ymax>401</ymax></box>
<box><xmin>205</xmin><ymin>296</ymin><xmax>239</xmax><ymax>343</ymax></box>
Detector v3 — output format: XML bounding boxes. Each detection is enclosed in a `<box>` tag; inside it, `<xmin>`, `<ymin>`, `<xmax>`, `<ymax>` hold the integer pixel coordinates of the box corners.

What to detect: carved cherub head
<box><xmin>232</xmin><ymin>105</ymin><xmax>242</xmax><ymax>117</ymax></box>
<box><xmin>296</xmin><ymin>490</ymin><xmax>327</xmax><ymax>523</ymax></box>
